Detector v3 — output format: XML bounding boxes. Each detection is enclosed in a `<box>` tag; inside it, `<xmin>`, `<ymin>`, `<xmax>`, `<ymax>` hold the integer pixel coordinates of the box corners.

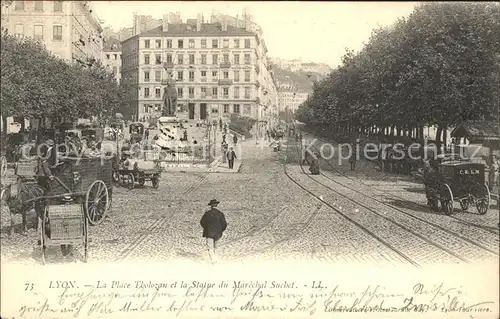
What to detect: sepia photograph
<box><xmin>0</xmin><ymin>1</ymin><xmax>499</xmax><ymax>318</ymax></box>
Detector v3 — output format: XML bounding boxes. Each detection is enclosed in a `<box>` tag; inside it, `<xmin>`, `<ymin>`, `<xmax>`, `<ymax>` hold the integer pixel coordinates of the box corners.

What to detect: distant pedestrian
<box><xmin>233</xmin><ymin>134</ymin><xmax>238</xmax><ymax>145</ymax></box>
<box><xmin>200</xmin><ymin>199</ymin><xmax>227</xmax><ymax>263</ymax></box>
<box><xmin>226</xmin><ymin>146</ymin><xmax>237</xmax><ymax>169</ymax></box>
<box><xmin>219</xmin><ymin>118</ymin><xmax>223</xmax><ymax>130</ymax></box>
<box><xmin>221</xmin><ymin>142</ymin><xmax>228</xmax><ymax>163</ymax></box>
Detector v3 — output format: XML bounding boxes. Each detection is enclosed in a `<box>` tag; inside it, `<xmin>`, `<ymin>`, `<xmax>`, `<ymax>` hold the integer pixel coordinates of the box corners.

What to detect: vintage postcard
<box><xmin>1</xmin><ymin>1</ymin><xmax>499</xmax><ymax>318</ymax></box>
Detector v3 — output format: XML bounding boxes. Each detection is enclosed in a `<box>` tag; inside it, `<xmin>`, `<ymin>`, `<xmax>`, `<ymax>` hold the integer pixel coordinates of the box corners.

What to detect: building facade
<box><xmin>102</xmin><ymin>37</ymin><xmax>122</xmax><ymax>84</ymax></box>
<box><xmin>121</xmin><ymin>13</ymin><xmax>278</xmax><ymax>123</ymax></box>
<box><xmin>4</xmin><ymin>0</ymin><xmax>103</xmax><ymax>63</ymax></box>
<box><xmin>278</xmin><ymin>89</ymin><xmax>309</xmax><ymax>113</ymax></box>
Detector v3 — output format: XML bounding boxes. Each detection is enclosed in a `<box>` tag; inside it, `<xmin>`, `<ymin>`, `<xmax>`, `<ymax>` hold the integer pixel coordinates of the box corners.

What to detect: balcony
<box><xmin>163</xmin><ymin>62</ymin><xmax>174</xmax><ymax>69</ymax></box>
<box><xmin>220</xmin><ymin>61</ymin><xmax>231</xmax><ymax>69</ymax></box>
<box><xmin>201</xmin><ymin>78</ymin><xmax>207</xmax><ymax>82</ymax></box>
<box><xmin>218</xmin><ymin>79</ymin><xmax>233</xmax><ymax>85</ymax></box>
<box><xmin>223</xmin><ymin>95</ymin><xmax>229</xmax><ymax>99</ymax></box>
<box><xmin>189</xmin><ymin>94</ymin><xmax>195</xmax><ymax>99</ymax></box>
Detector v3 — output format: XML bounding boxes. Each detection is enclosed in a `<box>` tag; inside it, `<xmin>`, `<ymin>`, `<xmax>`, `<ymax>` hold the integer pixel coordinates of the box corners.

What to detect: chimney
<box><xmin>162</xmin><ymin>14</ymin><xmax>168</xmax><ymax>32</ymax></box>
<box><xmin>196</xmin><ymin>13</ymin><xmax>202</xmax><ymax>31</ymax></box>
<box><xmin>222</xmin><ymin>15</ymin><xmax>227</xmax><ymax>32</ymax></box>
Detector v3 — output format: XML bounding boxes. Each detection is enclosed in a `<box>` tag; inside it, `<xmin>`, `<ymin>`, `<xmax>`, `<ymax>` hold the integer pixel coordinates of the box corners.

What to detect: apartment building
<box><xmin>278</xmin><ymin>90</ymin><xmax>309</xmax><ymax>113</ymax></box>
<box><xmin>121</xmin><ymin>14</ymin><xmax>278</xmax><ymax>123</ymax></box>
<box><xmin>4</xmin><ymin>0</ymin><xmax>103</xmax><ymax>63</ymax></box>
<box><xmin>102</xmin><ymin>37</ymin><xmax>122</xmax><ymax>84</ymax></box>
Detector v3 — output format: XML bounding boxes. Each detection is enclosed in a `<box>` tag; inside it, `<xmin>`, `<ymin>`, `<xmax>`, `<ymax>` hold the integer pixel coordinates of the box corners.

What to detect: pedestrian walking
<box><xmin>200</xmin><ymin>199</ymin><xmax>227</xmax><ymax>263</ymax></box>
<box><xmin>233</xmin><ymin>134</ymin><xmax>238</xmax><ymax>145</ymax></box>
<box><xmin>226</xmin><ymin>146</ymin><xmax>237</xmax><ymax>169</ymax></box>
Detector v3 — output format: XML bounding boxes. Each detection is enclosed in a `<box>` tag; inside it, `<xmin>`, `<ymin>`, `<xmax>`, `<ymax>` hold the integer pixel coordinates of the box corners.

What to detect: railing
<box><xmin>220</xmin><ymin>61</ymin><xmax>231</xmax><ymax>68</ymax></box>
<box><xmin>144</xmin><ymin>146</ymin><xmax>214</xmax><ymax>165</ymax></box>
<box><xmin>218</xmin><ymin>79</ymin><xmax>233</xmax><ymax>85</ymax></box>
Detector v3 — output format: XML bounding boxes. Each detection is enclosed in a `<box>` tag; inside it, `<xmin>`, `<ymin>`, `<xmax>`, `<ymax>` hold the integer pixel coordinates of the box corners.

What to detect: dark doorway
<box><xmin>200</xmin><ymin>103</ymin><xmax>207</xmax><ymax>120</ymax></box>
<box><xmin>188</xmin><ymin>103</ymin><xmax>195</xmax><ymax>120</ymax></box>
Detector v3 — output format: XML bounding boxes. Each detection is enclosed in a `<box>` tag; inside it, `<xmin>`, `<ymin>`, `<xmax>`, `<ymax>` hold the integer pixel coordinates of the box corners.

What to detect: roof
<box><xmin>103</xmin><ymin>37</ymin><xmax>122</xmax><ymax>52</ymax></box>
<box><xmin>133</xmin><ymin>23</ymin><xmax>255</xmax><ymax>38</ymax></box>
<box><xmin>451</xmin><ymin>121</ymin><xmax>500</xmax><ymax>141</ymax></box>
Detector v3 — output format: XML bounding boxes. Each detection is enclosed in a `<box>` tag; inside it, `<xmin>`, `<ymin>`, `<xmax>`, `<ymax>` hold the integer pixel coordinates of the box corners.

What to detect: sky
<box><xmin>92</xmin><ymin>1</ymin><xmax>418</xmax><ymax>68</ymax></box>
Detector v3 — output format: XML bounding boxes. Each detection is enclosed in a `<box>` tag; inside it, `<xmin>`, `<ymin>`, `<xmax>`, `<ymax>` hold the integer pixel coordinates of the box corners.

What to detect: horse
<box><xmin>1</xmin><ymin>182</ymin><xmax>45</xmax><ymax>235</ymax></box>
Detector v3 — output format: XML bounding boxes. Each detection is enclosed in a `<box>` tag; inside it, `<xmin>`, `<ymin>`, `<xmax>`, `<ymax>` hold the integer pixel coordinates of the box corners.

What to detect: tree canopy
<box><xmin>1</xmin><ymin>30</ymin><xmax>124</xmax><ymax>131</ymax></box>
<box><xmin>296</xmin><ymin>2</ymin><xmax>500</xmax><ymax>143</ymax></box>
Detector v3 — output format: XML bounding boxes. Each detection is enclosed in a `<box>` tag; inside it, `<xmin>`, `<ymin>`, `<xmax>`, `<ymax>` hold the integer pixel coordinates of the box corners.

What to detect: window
<box><xmin>106</xmin><ymin>54</ymin><xmax>110</xmax><ymax>59</ymax></box>
<box><xmin>144</xmin><ymin>88</ymin><xmax>150</xmax><ymax>97</ymax></box>
<box><xmin>143</xmin><ymin>105</ymin><xmax>148</xmax><ymax>113</ymax></box>
<box><xmin>114</xmin><ymin>54</ymin><xmax>117</xmax><ymax>60</ymax></box>
<box><xmin>155</xmin><ymin>88</ymin><xmax>161</xmax><ymax>98</ymax></box>
<box><xmin>144</xmin><ymin>71</ymin><xmax>150</xmax><ymax>82</ymax></box>
<box><xmin>155</xmin><ymin>39</ymin><xmax>161</xmax><ymax>48</ymax></box>
<box><xmin>189</xmin><ymin>71</ymin><xmax>194</xmax><ymax>82</ymax></box>
<box><xmin>188</xmin><ymin>87</ymin><xmax>194</xmax><ymax>98</ymax></box>
<box><xmin>233</xmin><ymin>104</ymin><xmax>240</xmax><ymax>113</ymax></box>
<box><xmin>166</xmin><ymin>54</ymin><xmax>172</xmax><ymax>63</ymax></box>
<box><xmin>212</xmin><ymin>39</ymin><xmax>218</xmax><ymax>48</ymax></box>
<box><xmin>189</xmin><ymin>54</ymin><xmax>195</xmax><ymax>65</ymax></box>
<box><xmin>178</xmin><ymin>39</ymin><xmax>183</xmax><ymax>48</ymax></box>
<box><xmin>34</xmin><ymin>1</ymin><xmax>43</xmax><ymax>11</ymax></box>
<box><xmin>233</xmin><ymin>54</ymin><xmax>240</xmax><ymax>65</ymax></box>
<box><xmin>212</xmin><ymin>87</ymin><xmax>218</xmax><ymax>97</ymax></box>
<box><xmin>234</xmin><ymin>87</ymin><xmax>240</xmax><ymax>98</ymax></box>
<box><xmin>177</xmin><ymin>54</ymin><xmax>183</xmax><ymax>65</ymax></box>
<box><xmin>212</xmin><ymin>54</ymin><xmax>218</xmax><ymax>65</ymax></box>
<box><xmin>244</xmin><ymin>54</ymin><xmax>251</xmax><ymax>65</ymax></box>
<box><xmin>189</xmin><ymin>39</ymin><xmax>195</xmax><ymax>48</ymax></box>
<box><xmin>52</xmin><ymin>25</ymin><xmax>62</xmax><ymax>41</ymax></box>
<box><xmin>201</xmin><ymin>54</ymin><xmax>207</xmax><ymax>65</ymax></box>
<box><xmin>244</xmin><ymin>39</ymin><xmax>251</xmax><ymax>48</ymax></box>
<box><xmin>53</xmin><ymin>0</ymin><xmax>63</xmax><ymax>12</ymax></box>
<box><xmin>33</xmin><ymin>25</ymin><xmax>43</xmax><ymax>40</ymax></box>
<box><xmin>223</xmin><ymin>39</ymin><xmax>229</xmax><ymax>48</ymax></box>
<box><xmin>223</xmin><ymin>88</ymin><xmax>229</xmax><ymax>97</ymax></box>
<box><xmin>223</xmin><ymin>54</ymin><xmax>229</xmax><ymax>63</ymax></box>
<box><xmin>244</xmin><ymin>104</ymin><xmax>252</xmax><ymax>116</ymax></box>
<box><xmin>177</xmin><ymin>71</ymin><xmax>183</xmax><ymax>81</ymax></box>
<box><xmin>144</xmin><ymin>40</ymin><xmax>150</xmax><ymax>48</ymax></box>
<box><xmin>15</xmin><ymin>0</ymin><xmax>24</xmax><ymax>10</ymax></box>
<box><xmin>201</xmin><ymin>87</ymin><xmax>207</xmax><ymax>96</ymax></box>
<box><xmin>244</xmin><ymin>70</ymin><xmax>250</xmax><ymax>82</ymax></box>
<box><xmin>201</xmin><ymin>71</ymin><xmax>207</xmax><ymax>77</ymax></box>
<box><xmin>177</xmin><ymin>87</ymin><xmax>183</xmax><ymax>97</ymax></box>
<box><xmin>223</xmin><ymin>71</ymin><xmax>229</xmax><ymax>79</ymax></box>
<box><xmin>224</xmin><ymin>104</ymin><xmax>230</xmax><ymax>113</ymax></box>
<box><xmin>244</xmin><ymin>87</ymin><xmax>251</xmax><ymax>99</ymax></box>
<box><xmin>212</xmin><ymin>71</ymin><xmax>217</xmax><ymax>78</ymax></box>
<box><xmin>144</xmin><ymin>54</ymin><xmax>150</xmax><ymax>65</ymax></box>
<box><xmin>155</xmin><ymin>70</ymin><xmax>161</xmax><ymax>82</ymax></box>
<box><xmin>155</xmin><ymin>54</ymin><xmax>161</xmax><ymax>64</ymax></box>
<box><xmin>212</xmin><ymin>106</ymin><xmax>219</xmax><ymax>114</ymax></box>
<box><xmin>234</xmin><ymin>39</ymin><xmax>240</xmax><ymax>48</ymax></box>
<box><xmin>201</xmin><ymin>39</ymin><xmax>207</xmax><ymax>48</ymax></box>
<box><xmin>234</xmin><ymin>70</ymin><xmax>240</xmax><ymax>82</ymax></box>
<box><xmin>166</xmin><ymin>39</ymin><xmax>172</xmax><ymax>48</ymax></box>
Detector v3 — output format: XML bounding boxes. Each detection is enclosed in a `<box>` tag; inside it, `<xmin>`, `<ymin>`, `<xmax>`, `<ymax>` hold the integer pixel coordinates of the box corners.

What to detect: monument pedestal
<box><xmin>155</xmin><ymin>116</ymin><xmax>182</xmax><ymax>149</ymax></box>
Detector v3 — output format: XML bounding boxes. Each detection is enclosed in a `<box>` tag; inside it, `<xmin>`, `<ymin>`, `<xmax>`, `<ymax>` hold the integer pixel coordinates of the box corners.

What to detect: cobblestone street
<box><xmin>1</xmin><ymin>136</ymin><xmax>498</xmax><ymax>267</ymax></box>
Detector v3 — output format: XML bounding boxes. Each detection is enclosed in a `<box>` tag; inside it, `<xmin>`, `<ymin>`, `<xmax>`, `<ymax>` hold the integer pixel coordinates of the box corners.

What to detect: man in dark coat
<box><xmin>233</xmin><ymin>134</ymin><xmax>238</xmax><ymax>145</ymax></box>
<box><xmin>200</xmin><ymin>199</ymin><xmax>227</xmax><ymax>263</ymax></box>
<box><xmin>226</xmin><ymin>146</ymin><xmax>237</xmax><ymax>169</ymax></box>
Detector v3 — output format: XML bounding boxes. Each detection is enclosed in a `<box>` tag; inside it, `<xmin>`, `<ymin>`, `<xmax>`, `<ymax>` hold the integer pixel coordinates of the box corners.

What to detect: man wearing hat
<box><xmin>226</xmin><ymin>146</ymin><xmax>237</xmax><ymax>169</ymax></box>
<box><xmin>200</xmin><ymin>199</ymin><xmax>227</xmax><ymax>263</ymax></box>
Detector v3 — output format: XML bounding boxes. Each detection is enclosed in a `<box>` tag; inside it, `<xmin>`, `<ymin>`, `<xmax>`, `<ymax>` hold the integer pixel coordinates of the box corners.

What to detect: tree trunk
<box><xmin>1</xmin><ymin>115</ymin><xmax>7</xmax><ymax>135</ymax></box>
<box><xmin>442</xmin><ymin>125</ymin><xmax>447</xmax><ymax>151</ymax></box>
<box><xmin>435</xmin><ymin>125</ymin><xmax>443</xmax><ymax>155</ymax></box>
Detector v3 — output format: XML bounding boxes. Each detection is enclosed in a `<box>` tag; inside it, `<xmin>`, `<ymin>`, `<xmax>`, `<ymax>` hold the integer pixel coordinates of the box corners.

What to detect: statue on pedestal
<box><xmin>162</xmin><ymin>79</ymin><xmax>178</xmax><ymax>117</ymax></box>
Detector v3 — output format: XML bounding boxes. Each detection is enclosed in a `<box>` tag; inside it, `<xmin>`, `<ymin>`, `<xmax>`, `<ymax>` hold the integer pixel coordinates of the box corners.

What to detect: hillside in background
<box><xmin>272</xmin><ymin>66</ymin><xmax>329</xmax><ymax>92</ymax></box>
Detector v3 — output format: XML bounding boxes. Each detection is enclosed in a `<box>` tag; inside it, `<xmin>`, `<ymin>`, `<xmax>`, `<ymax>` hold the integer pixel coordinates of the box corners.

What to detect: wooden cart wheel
<box><xmin>127</xmin><ymin>173</ymin><xmax>135</xmax><ymax>189</ymax></box>
<box><xmin>0</xmin><ymin>156</ymin><xmax>7</xmax><ymax>177</ymax></box>
<box><xmin>40</xmin><ymin>207</ymin><xmax>47</xmax><ymax>265</ymax></box>
<box><xmin>440</xmin><ymin>184</ymin><xmax>454</xmax><ymax>216</ymax></box>
<box><xmin>112</xmin><ymin>170</ymin><xmax>120</xmax><ymax>183</ymax></box>
<box><xmin>138</xmin><ymin>177</ymin><xmax>145</xmax><ymax>187</ymax></box>
<box><xmin>459</xmin><ymin>199</ymin><xmax>470</xmax><ymax>212</ymax></box>
<box><xmin>85</xmin><ymin>180</ymin><xmax>109</xmax><ymax>226</ymax></box>
<box><xmin>151</xmin><ymin>178</ymin><xmax>159</xmax><ymax>189</ymax></box>
<box><xmin>475</xmin><ymin>182</ymin><xmax>490</xmax><ymax>215</ymax></box>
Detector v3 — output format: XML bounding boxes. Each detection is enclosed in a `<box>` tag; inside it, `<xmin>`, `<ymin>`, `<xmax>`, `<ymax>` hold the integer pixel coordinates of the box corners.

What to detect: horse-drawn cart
<box><xmin>114</xmin><ymin>159</ymin><xmax>161</xmax><ymax>189</ymax></box>
<box><xmin>425</xmin><ymin>161</ymin><xmax>490</xmax><ymax>215</ymax></box>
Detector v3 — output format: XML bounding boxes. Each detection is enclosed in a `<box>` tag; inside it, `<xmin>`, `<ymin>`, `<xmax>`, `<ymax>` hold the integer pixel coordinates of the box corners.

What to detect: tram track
<box><xmin>309</xmin><ymin>134</ymin><xmax>499</xmax><ymax>236</ymax></box>
<box><xmin>283</xmin><ymin>139</ymin><xmax>425</xmax><ymax>267</ymax></box>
